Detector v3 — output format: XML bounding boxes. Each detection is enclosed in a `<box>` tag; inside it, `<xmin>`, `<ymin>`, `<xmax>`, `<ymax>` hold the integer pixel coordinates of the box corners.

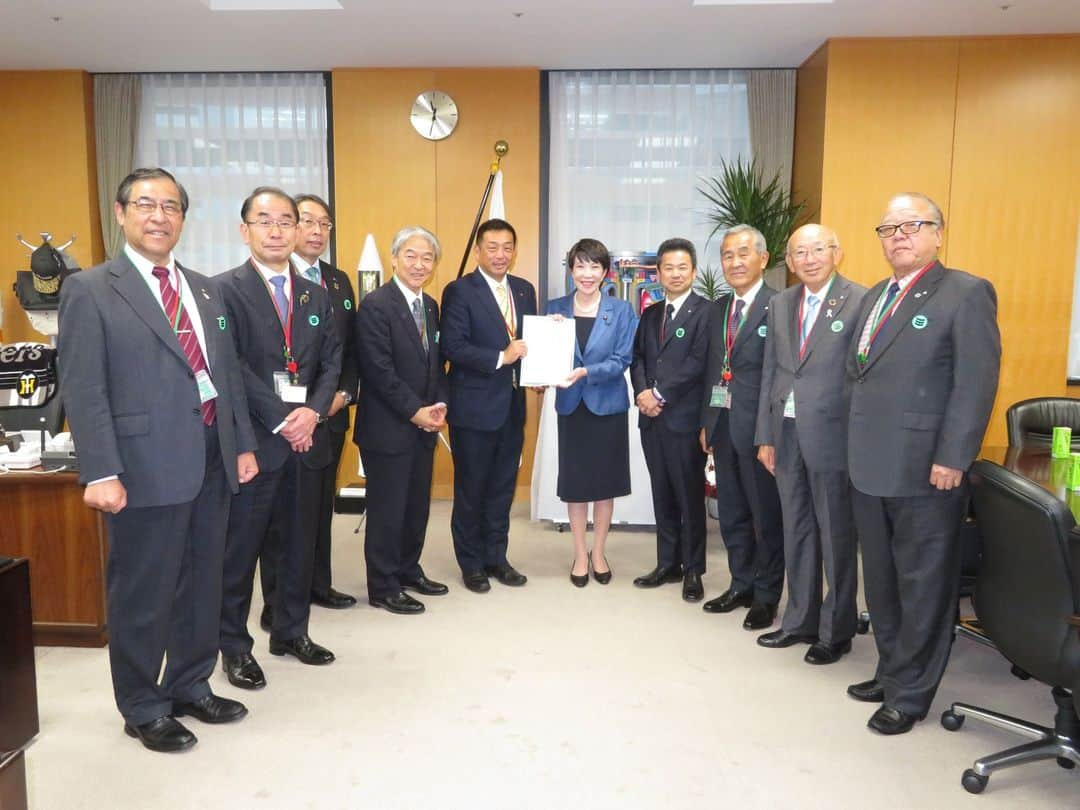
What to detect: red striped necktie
<box><xmin>152</xmin><ymin>266</ymin><xmax>215</xmax><ymax>426</ymax></box>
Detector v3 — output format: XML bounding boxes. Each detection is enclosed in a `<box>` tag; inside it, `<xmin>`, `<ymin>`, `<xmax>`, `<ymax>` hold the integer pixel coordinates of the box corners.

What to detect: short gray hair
<box><xmin>889</xmin><ymin>192</ymin><xmax>945</xmax><ymax>229</ymax></box>
<box><xmin>722</xmin><ymin>224</ymin><xmax>767</xmax><ymax>255</ymax></box>
<box><xmin>390</xmin><ymin>226</ymin><xmax>441</xmax><ymax>261</ymax></box>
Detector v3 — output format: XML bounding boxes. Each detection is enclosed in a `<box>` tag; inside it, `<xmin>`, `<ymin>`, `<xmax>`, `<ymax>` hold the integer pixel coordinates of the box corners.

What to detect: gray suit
<box><xmin>58</xmin><ymin>251</ymin><xmax>255</xmax><ymax>726</ymax></box>
<box><xmin>847</xmin><ymin>261</ymin><xmax>1000</xmax><ymax>717</ymax></box>
<box><xmin>755</xmin><ymin>273</ymin><xmax>865</xmax><ymax>643</ymax></box>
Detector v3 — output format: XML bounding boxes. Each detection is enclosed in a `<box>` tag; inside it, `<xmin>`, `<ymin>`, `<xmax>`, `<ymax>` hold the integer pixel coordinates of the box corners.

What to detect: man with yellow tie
<box><xmin>440</xmin><ymin>219</ymin><xmax>537</xmax><ymax>593</ymax></box>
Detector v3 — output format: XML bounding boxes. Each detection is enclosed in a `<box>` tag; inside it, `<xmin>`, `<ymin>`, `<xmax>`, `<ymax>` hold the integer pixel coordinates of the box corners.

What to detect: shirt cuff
<box><xmin>87</xmin><ymin>475</ymin><xmax>119</xmax><ymax>486</ymax></box>
<box><xmin>496</xmin><ymin>351</ymin><xmax>504</xmax><ymax>370</ymax></box>
<box><xmin>652</xmin><ymin>387</ymin><xmax>666</xmax><ymax>404</ymax></box>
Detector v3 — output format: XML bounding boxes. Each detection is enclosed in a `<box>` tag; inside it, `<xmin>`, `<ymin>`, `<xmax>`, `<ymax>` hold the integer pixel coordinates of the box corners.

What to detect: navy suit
<box><xmin>58</xmin><ymin>251</ymin><xmax>255</xmax><ymax>726</ymax></box>
<box><xmin>260</xmin><ymin>258</ymin><xmax>358</xmax><ymax>605</ymax></box>
<box><xmin>353</xmin><ymin>280</ymin><xmax>447</xmax><ymax>599</ymax></box>
<box><xmin>630</xmin><ymin>292</ymin><xmax>711</xmax><ymax>572</ymax></box>
<box><xmin>545</xmin><ymin>293</ymin><xmax>636</xmax><ymax>416</ymax></box>
<box><xmin>701</xmin><ymin>286</ymin><xmax>785</xmax><ymax>604</ymax></box>
<box><xmin>218</xmin><ymin>260</ymin><xmax>341</xmax><ymax>654</ymax></box>
<box><xmin>440</xmin><ymin>269</ymin><xmax>537</xmax><ymax>573</ymax></box>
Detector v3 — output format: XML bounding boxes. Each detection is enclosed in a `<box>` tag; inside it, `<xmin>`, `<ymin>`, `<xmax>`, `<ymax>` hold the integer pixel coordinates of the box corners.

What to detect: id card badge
<box><xmin>783</xmin><ymin>391</ymin><xmax>795</xmax><ymax>419</ymax></box>
<box><xmin>194</xmin><ymin>369</ymin><xmax>218</xmax><ymax>403</ymax></box>
<box><xmin>711</xmin><ymin>384</ymin><xmax>731</xmax><ymax>409</ymax></box>
<box><xmin>274</xmin><ymin>372</ymin><xmax>308</xmax><ymax>404</ymax></box>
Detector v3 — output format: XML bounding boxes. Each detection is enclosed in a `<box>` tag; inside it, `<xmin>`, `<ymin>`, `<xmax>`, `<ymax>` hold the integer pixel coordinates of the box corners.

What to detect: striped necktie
<box><xmin>151</xmin><ymin>266</ymin><xmax>215</xmax><ymax>426</ymax></box>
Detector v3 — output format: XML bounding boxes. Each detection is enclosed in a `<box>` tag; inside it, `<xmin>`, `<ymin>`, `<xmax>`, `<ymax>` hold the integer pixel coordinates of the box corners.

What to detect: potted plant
<box><xmin>693</xmin><ymin>264</ymin><xmax>727</xmax><ymax>302</ymax></box>
<box><xmin>699</xmin><ymin>157</ymin><xmax>805</xmax><ymax>271</ymax></box>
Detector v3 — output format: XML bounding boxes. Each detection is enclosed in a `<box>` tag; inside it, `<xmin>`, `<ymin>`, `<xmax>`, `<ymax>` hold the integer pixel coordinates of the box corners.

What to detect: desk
<box><xmin>0</xmin><ymin>559</ymin><xmax>38</xmax><ymax>810</ymax></box>
<box><xmin>0</xmin><ymin>469</ymin><xmax>108</xmax><ymax>646</ymax></box>
<box><xmin>980</xmin><ymin>446</ymin><xmax>1080</xmax><ymax>518</ymax></box>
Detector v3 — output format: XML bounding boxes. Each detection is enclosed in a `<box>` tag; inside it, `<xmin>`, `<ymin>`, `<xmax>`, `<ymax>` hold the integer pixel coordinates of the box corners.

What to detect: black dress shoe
<box><xmin>804</xmin><ymin>638</ymin><xmax>852</xmax><ymax>665</ymax></box>
<box><xmin>311</xmin><ymin>588</ymin><xmax>358</xmax><ymax>609</ymax></box>
<box><xmin>222</xmin><ymin>653</ymin><xmax>266</xmax><ymax>690</ymax></box>
<box><xmin>590</xmin><ymin>552</ymin><xmax>612</xmax><ymax>585</ymax></box>
<box><xmin>570</xmin><ymin>561</ymin><xmax>589</xmax><ymax>588</ymax></box>
<box><xmin>847</xmin><ymin>678</ymin><xmax>885</xmax><ymax>703</ymax></box>
<box><xmin>682</xmin><ymin>572</ymin><xmax>704</xmax><ymax>602</ymax></box>
<box><xmin>757</xmin><ymin>629</ymin><xmax>817</xmax><ymax>648</ymax></box>
<box><xmin>259</xmin><ymin>605</ymin><xmax>273</xmax><ymax>633</ymax></box>
<box><xmin>269</xmin><ymin>634</ymin><xmax>335</xmax><ymax>665</ymax></box>
<box><xmin>463</xmin><ymin>571</ymin><xmax>491</xmax><ymax>593</ymax></box>
<box><xmin>173</xmin><ymin>693</ymin><xmax>248</xmax><ymax>724</ymax></box>
<box><xmin>702</xmin><ymin>587</ymin><xmax>753</xmax><ymax>613</ymax></box>
<box><xmin>743</xmin><ymin>600</ymin><xmax>778</xmax><ymax>630</ymax></box>
<box><xmin>401</xmin><ymin>574</ymin><xmax>449</xmax><ymax>596</ymax></box>
<box><xmin>868</xmin><ymin>705</ymin><xmax>918</xmax><ymax>735</ymax></box>
<box><xmin>633</xmin><ymin>565</ymin><xmax>683</xmax><ymax>588</ymax></box>
<box><xmin>485</xmin><ymin>564</ymin><xmax>527</xmax><ymax>586</ymax></box>
<box><xmin>124</xmin><ymin>716</ymin><xmax>197</xmax><ymax>753</ymax></box>
<box><xmin>369</xmin><ymin>591</ymin><xmax>425</xmax><ymax>614</ymax></box>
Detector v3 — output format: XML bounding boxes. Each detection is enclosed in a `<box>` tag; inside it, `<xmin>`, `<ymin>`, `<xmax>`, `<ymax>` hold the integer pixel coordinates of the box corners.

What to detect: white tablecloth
<box><xmin>529</xmin><ymin>371</ymin><xmax>655</xmax><ymax>526</ymax></box>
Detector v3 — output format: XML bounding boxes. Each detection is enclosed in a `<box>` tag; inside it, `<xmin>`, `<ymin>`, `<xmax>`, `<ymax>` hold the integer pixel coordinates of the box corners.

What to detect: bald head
<box><xmin>785</xmin><ymin>223</ymin><xmax>842</xmax><ymax>293</ymax></box>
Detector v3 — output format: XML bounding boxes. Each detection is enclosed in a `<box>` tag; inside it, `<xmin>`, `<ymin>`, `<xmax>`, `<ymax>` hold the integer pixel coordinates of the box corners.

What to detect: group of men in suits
<box><xmin>631</xmin><ymin>193</ymin><xmax>999</xmax><ymax>736</ymax></box>
<box><xmin>59</xmin><ymin>172</ymin><xmax>538</xmax><ymax>751</ymax></box>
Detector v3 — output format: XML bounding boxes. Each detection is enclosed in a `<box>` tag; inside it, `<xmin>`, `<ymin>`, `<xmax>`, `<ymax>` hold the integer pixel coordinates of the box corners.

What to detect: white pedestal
<box><xmin>529</xmin><ymin>372</ymin><xmax>655</xmax><ymax>527</ymax></box>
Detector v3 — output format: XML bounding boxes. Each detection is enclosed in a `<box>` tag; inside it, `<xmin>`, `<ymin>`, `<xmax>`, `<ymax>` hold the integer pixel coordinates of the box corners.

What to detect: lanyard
<box><xmin>500</xmin><ymin>284</ymin><xmax>516</xmax><ymax>340</ymax></box>
<box><xmin>720</xmin><ymin>296</ymin><xmax>744</xmax><ymax>382</ymax></box>
<box><xmin>859</xmin><ymin>262</ymin><xmax>933</xmax><ymax>362</ymax></box>
<box><xmin>254</xmin><ymin>261</ymin><xmax>297</xmax><ymax>377</ymax></box>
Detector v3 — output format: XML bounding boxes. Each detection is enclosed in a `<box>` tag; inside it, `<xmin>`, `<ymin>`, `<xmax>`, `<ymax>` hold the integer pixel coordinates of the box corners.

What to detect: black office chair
<box><xmin>940</xmin><ymin>459</ymin><xmax>1080</xmax><ymax>794</ymax></box>
<box><xmin>1006</xmin><ymin>396</ymin><xmax>1080</xmax><ymax>448</ymax></box>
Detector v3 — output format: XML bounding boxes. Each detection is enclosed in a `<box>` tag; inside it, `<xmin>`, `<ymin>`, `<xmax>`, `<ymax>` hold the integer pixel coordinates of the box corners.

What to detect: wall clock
<box><xmin>410</xmin><ymin>91</ymin><xmax>458</xmax><ymax>141</ymax></box>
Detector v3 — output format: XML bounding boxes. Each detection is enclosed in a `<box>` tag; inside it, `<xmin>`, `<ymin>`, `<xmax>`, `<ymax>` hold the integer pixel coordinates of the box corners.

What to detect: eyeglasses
<box><xmin>129</xmin><ymin>197</ymin><xmax>183</xmax><ymax>216</ymax></box>
<box><xmin>875</xmin><ymin>220</ymin><xmax>939</xmax><ymax>239</ymax></box>
<box><xmin>245</xmin><ymin>219</ymin><xmax>297</xmax><ymax>231</ymax></box>
<box><xmin>298</xmin><ymin>217</ymin><xmax>333</xmax><ymax>232</ymax></box>
<box><xmin>789</xmin><ymin>245</ymin><xmax>836</xmax><ymax>262</ymax></box>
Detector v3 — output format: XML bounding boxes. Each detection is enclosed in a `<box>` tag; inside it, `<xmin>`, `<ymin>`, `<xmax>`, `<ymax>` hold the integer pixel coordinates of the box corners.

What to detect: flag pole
<box><xmin>456</xmin><ymin>140</ymin><xmax>509</xmax><ymax>279</ymax></box>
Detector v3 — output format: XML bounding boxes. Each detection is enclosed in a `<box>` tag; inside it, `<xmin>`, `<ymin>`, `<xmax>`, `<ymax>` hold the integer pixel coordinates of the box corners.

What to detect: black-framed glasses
<box><xmin>299</xmin><ymin>217</ymin><xmax>333</xmax><ymax>232</ymax></box>
<box><xmin>129</xmin><ymin>197</ymin><xmax>182</xmax><ymax>216</ymax></box>
<box><xmin>245</xmin><ymin>219</ymin><xmax>297</xmax><ymax>231</ymax></box>
<box><xmin>875</xmin><ymin>220</ymin><xmax>939</xmax><ymax>238</ymax></box>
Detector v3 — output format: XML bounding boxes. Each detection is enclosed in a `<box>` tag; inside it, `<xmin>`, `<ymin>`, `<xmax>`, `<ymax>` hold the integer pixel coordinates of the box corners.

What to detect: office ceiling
<box><xmin>0</xmin><ymin>0</ymin><xmax>1076</xmax><ymax>72</ymax></box>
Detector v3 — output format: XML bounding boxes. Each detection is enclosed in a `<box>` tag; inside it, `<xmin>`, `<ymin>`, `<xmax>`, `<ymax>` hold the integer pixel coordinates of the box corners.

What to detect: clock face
<box><xmin>410</xmin><ymin>90</ymin><xmax>459</xmax><ymax>141</ymax></box>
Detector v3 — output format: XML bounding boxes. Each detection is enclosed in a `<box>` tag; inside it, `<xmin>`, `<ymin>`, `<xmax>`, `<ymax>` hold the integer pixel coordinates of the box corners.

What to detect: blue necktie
<box><xmin>801</xmin><ymin>294</ymin><xmax>820</xmax><ymax>344</ymax></box>
<box><xmin>305</xmin><ymin>265</ymin><xmax>321</xmax><ymax>284</ymax></box>
<box><xmin>269</xmin><ymin>275</ymin><xmax>289</xmax><ymax>323</ymax></box>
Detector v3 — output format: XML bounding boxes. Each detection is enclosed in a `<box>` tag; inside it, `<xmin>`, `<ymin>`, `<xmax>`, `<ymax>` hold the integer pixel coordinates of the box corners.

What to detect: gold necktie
<box><xmin>495</xmin><ymin>284</ymin><xmax>514</xmax><ymax>335</ymax></box>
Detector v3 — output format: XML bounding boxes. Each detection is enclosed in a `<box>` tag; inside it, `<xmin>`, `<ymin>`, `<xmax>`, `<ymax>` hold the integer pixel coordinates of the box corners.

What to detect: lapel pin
<box><xmin>343</xmin><ymin>299</ymin><xmax>353</xmax><ymax>310</ymax></box>
<box><xmin>333</xmin><ymin>280</ymin><xmax>340</xmax><ymax>290</ymax></box>
<box><xmin>201</xmin><ymin>288</ymin><xmax>210</xmax><ymax>300</ymax></box>
<box><xmin>217</xmin><ymin>316</ymin><xmax>227</xmax><ymax>330</ymax></box>
<box><xmin>757</xmin><ymin>324</ymin><xmax>767</xmax><ymax>337</ymax></box>
<box><xmin>831</xmin><ymin>320</ymin><xmax>844</xmax><ymax>333</ymax></box>
<box><xmin>308</xmin><ymin>314</ymin><xmax>320</xmax><ymax>327</ymax></box>
<box><xmin>300</xmin><ymin>291</ymin><xmax>310</xmax><ymax>306</ymax></box>
<box><xmin>826</xmin><ymin>309</ymin><xmax>834</xmax><ymax>318</ymax></box>
<box><xmin>912</xmin><ymin>314</ymin><xmax>928</xmax><ymax>329</ymax></box>
<box><xmin>828</xmin><ymin>298</ymin><xmax>837</xmax><ymax>307</ymax></box>
<box><xmin>675</xmin><ymin>327</ymin><xmax>686</xmax><ymax>339</ymax></box>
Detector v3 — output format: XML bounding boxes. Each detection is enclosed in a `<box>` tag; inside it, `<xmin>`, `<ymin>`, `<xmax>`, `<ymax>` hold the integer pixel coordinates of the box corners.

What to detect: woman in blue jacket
<box><xmin>546</xmin><ymin>238</ymin><xmax>637</xmax><ymax>587</ymax></box>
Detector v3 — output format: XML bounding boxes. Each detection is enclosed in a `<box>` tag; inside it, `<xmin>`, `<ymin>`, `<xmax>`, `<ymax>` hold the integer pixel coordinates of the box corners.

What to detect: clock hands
<box><xmin>429</xmin><ymin>94</ymin><xmax>439</xmax><ymax>137</ymax></box>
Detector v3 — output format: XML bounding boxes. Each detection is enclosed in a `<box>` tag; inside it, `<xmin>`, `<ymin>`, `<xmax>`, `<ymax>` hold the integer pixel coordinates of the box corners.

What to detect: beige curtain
<box><xmin>747</xmin><ymin>69</ymin><xmax>796</xmax><ymax>195</ymax></box>
<box><xmin>747</xmin><ymin>69</ymin><xmax>796</xmax><ymax>285</ymax></box>
<box><xmin>93</xmin><ymin>74</ymin><xmax>141</xmax><ymax>258</ymax></box>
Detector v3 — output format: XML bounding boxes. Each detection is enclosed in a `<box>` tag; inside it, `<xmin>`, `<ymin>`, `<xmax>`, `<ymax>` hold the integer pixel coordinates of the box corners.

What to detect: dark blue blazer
<box><xmin>440</xmin><ymin>269</ymin><xmax>537</xmax><ymax>432</ymax></box>
<box><xmin>545</xmin><ymin>293</ymin><xmax>636</xmax><ymax>416</ymax></box>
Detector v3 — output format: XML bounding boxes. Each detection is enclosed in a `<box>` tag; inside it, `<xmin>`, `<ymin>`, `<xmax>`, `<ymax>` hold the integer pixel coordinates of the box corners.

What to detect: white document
<box><xmin>519</xmin><ymin>315</ymin><xmax>576</xmax><ymax>387</ymax></box>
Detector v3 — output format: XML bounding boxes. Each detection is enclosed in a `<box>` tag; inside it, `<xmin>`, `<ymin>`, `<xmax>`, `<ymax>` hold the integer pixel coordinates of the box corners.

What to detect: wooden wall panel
<box><xmin>331</xmin><ymin>68</ymin><xmax>541</xmax><ymax>497</ymax></box>
<box><xmin>947</xmin><ymin>36</ymin><xmax>1080</xmax><ymax>446</ymax></box>
<box><xmin>0</xmin><ymin>71</ymin><xmax>103</xmax><ymax>345</ymax></box>
<box><xmin>817</xmin><ymin>39</ymin><xmax>959</xmax><ymax>286</ymax></box>
<box><xmin>791</xmin><ymin>42</ymin><xmax>828</xmax><ymax>222</ymax></box>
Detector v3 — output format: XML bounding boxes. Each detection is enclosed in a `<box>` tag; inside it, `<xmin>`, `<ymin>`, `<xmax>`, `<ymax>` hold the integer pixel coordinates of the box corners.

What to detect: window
<box><xmin>135</xmin><ymin>73</ymin><xmax>329</xmax><ymax>275</ymax></box>
<box><xmin>546</xmin><ymin>69</ymin><xmax>750</xmax><ymax>301</ymax></box>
